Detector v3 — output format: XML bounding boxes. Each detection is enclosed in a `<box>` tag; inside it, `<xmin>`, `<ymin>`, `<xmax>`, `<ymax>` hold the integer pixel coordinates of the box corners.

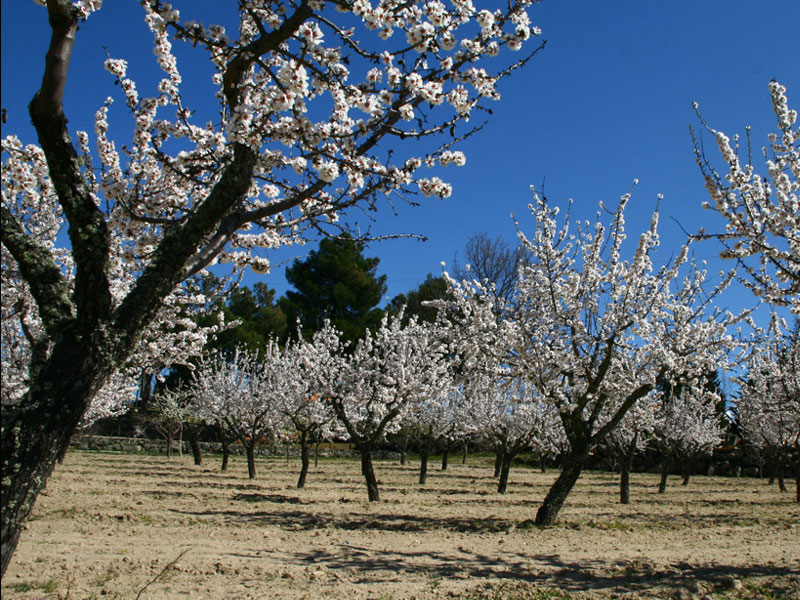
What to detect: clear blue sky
<box><xmin>2</xmin><ymin>1</ymin><xmax>798</xmax><ymax>314</ymax></box>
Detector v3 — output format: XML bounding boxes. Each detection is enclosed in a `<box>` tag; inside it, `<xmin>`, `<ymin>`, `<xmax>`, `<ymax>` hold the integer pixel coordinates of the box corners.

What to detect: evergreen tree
<box><xmin>211</xmin><ymin>283</ymin><xmax>287</xmax><ymax>356</ymax></box>
<box><xmin>281</xmin><ymin>236</ymin><xmax>386</xmax><ymax>345</ymax></box>
<box><xmin>388</xmin><ymin>274</ymin><xmax>450</xmax><ymax>324</ymax></box>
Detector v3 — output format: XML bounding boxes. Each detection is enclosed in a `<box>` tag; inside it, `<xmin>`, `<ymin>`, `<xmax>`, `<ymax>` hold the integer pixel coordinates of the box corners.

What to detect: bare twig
<box><xmin>135</xmin><ymin>546</ymin><xmax>193</xmax><ymax>600</ymax></box>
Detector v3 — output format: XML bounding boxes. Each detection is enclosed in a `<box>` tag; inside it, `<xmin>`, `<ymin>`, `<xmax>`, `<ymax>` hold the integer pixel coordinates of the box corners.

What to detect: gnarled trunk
<box><xmin>1</xmin><ymin>338</ymin><xmax>108</xmax><ymax>577</ymax></box>
<box><xmin>535</xmin><ymin>450</ymin><xmax>589</xmax><ymax>525</ymax></box>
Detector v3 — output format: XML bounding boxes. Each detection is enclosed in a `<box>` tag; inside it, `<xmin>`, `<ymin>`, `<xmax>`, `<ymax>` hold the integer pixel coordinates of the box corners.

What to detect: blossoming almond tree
<box><xmin>191</xmin><ymin>346</ymin><xmax>287</xmax><ymax>480</ymax></box>
<box><xmin>302</xmin><ymin>314</ymin><xmax>452</xmax><ymax>501</ymax></box>
<box><xmin>443</xmin><ymin>190</ymin><xmax>743</xmax><ymax>525</ymax></box>
<box><xmin>693</xmin><ymin>81</ymin><xmax>799</xmax><ymax>313</ymax></box>
<box><xmin>469</xmin><ymin>377</ymin><xmax>558</xmax><ymax>494</ymax></box>
<box><xmin>603</xmin><ymin>392</ymin><xmax>659</xmax><ymax>504</ymax></box>
<box><xmin>274</xmin><ymin>340</ymin><xmax>339</xmax><ymax>489</ymax></box>
<box><xmin>517</xmin><ymin>193</ymin><xmax>742</xmax><ymax>524</ymax></box>
<box><xmin>403</xmin><ymin>386</ymin><xmax>466</xmax><ymax>484</ymax></box>
<box><xmin>736</xmin><ymin>314</ymin><xmax>799</xmax><ymax>501</ymax></box>
<box><xmin>652</xmin><ymin>382</ymin><xmax>725</xmax><ymax>493</ymax></box>
<box><xmin>0</xmin><ymin>0</ymin><xmax>541</xmax><ymax>573</ymax></box>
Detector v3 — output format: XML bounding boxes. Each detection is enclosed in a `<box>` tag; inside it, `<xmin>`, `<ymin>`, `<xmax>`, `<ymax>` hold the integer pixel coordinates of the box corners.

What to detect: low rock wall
<box><xmin>69</xmin><ymin>434</ymin><xmax>404</xmax><ymax>460</ymax></box>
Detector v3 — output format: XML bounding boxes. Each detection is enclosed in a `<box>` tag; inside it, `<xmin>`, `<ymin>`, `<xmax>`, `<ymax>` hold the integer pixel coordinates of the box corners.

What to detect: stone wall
<box><xmin>69</xmin><ymin>434</ymin><xmax>401</xmax><ymax>460</ymax></box>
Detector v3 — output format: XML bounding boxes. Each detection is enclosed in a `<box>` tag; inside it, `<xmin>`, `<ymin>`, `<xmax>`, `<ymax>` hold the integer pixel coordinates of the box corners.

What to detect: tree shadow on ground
<box><xmin>172</xmin><ymin>506</ymin><xmax>517</xmax><ymax>533</ymax></box>
<box><xmin>285</xmin><ymin>543</ymin><xmax>798</xmax><ymax>594</ymax></box>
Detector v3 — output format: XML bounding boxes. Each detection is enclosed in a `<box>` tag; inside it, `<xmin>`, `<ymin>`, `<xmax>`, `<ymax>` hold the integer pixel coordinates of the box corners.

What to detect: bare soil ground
<box><xmin>3</xmin><ymin>450</ymin><xmax>798</xmax><ymax>599</ymax></box>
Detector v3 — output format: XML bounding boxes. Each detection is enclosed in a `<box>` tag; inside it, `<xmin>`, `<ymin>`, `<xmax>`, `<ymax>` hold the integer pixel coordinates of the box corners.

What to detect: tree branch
<box><xmin>113</xmin><ymin>142</ymin><xmax>258</xmax><ymax>347</ymax></box>
<box><xmin>1</xmin><ymin>205</ymin><xmax>75</xmax><ymax>336</ymax></box>
<box><xmin>29</xmin><ymin>0</ymin><xmax>113</xmax><ymax>330</ymax></box>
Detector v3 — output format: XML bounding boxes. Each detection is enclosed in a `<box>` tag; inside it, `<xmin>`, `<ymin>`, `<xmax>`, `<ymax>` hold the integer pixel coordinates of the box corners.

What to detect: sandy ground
<box><xmin>2</xmin><ymin>450</ymin><xmax>799</xmax><ymax>599</ymax></box>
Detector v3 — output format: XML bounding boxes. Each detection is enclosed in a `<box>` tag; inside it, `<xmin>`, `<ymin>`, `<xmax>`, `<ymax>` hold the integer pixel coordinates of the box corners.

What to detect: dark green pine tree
<box><xmin>387</xmin><ymin>274</ymin><xmax>450</xmax><ymax>324</ymax></box>
<box><xmin>281</xmin><ymin>236</ymin><xmax>387</xmax><ymax>345</ymax></box>
<box><xmin>210</xmin><ymin>282</ymin><xmax>287</xmax><ymax>356</ymax></box>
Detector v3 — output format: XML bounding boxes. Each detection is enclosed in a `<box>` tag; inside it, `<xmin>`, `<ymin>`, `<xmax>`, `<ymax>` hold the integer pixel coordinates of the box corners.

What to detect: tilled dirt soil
<box><xmin>2</xmin><ymin>450</ymin><xmax>798</xmax><ymax>599</ymax></box>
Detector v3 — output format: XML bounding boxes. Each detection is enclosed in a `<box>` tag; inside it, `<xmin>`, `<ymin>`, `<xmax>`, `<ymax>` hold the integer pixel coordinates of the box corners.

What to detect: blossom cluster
<box><xmin>696</xmin><ymin>80</ymin><xmax>799</xmax><ymax>313</ymax></box>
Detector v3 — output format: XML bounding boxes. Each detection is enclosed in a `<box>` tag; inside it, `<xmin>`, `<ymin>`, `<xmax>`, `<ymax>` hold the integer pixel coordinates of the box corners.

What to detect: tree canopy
<box><xmin>282</xmin><ymin>236</ymin><xmax>387</xmax><ymax>345</ymax></box>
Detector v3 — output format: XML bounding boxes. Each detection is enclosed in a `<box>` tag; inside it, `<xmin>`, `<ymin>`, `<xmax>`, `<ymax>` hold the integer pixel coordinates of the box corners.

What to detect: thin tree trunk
<box><xmin>165</xmin><ymin>430</ymin><xmax>174</xmax><ymax>458</ymax></box>
<box><xmin>399</xmin><ymin>434</ymin><xmax>408</xmax><ymax>466</ymax></box>
<box><xmin>246</xmin><ymin>444</ymin><xmax>256</xmax><ymax>479</ymax></box>
<box><xmin>314</xmin><ymin>439</ymin><xmax>320</xmax><ymax>468</ymax></box>
<box><xmin>360</xmin><ymin>448</ymin><xmax>380</xmax><ymax>502</ymax></box>
<box><xmin>177</xmin><ymin>424</ymin><xmax>183</xmax><ymax>457</ymax></box>
<box><xmin>494</xmin><ymin>449</ymin><xmax>504</xmax><ymax>478</ymax></box>
<box><xmin>441</xmin><ymin>445</ymin><xmax>450</xmax><ymax>471</ymax></box>
<box><xmin>462</xmin><ymin>440</ymin><xmax>468</xmax><ymax>464</ymax></box>
<box><xmin>795</xmin><ymin>460</ymin><xmax>800</xmax><ymax>504</ymax></box>
<box><xmin>681</xmin><ymin>457</ymin><xmax>692</xmax><ymax>486</ymax></box>
<box><xmin>620</xmin><ymin>439</ymin><xmax>637</xmax><ymax>503</ymax></box>
<box><xmin>658</xmin><ymin>456</ymin><xmax>671</xmax><ymax>494</ymax></box>
<box><xmin>535</xmin><ymin>450</ymin><xmax>588</xmax><ymax>525</ymax></box>
<box><xmin>497</xmin><ymin>452</ymin><xmax>514</xmax><ymax>494</ymax></box>
<box><xmin>220</xmin><ymin>437</ymin><xmax>230</xmax><ymax>472</ymax></box>
<box><xmin>620</xmin><ymin>435</ymin><xmax>637</xmax><ymax>503</ymax></box>
<box><xmin>540</xmin><ymin>453</ymin><xmax>547</xmax><ymax>473</ymax></box>
<box><xmin>776</xmin><ymin>458</ymin><xmax>787</xmax><ymax>492</ymax></box>
<box><xmin>138</xmin><ymin>371</ymin><xmax>153</xmax><ymax>413</ymax></box>
<box><xmin>188</xmin><ymin>427</ymin><xmax>202</xmax><ymax>466</ymax></box>
<box><xmin>620</xmin><ymin>465</ymin><xmax>631</xmax><ymax>504</ymax></box>
<box><xmin>297</xmin><ymin>430</ymin><xmax>310</xmax><ymax>489</ymax></box>
<box><xmin>418</xmin><ymin>437</ymin><xmax>430</xmax><ymax>485</ymax></box>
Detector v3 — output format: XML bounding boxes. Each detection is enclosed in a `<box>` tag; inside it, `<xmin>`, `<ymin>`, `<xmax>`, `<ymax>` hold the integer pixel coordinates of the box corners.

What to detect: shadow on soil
<box><xmin>287</xmin><ymin>544</ymin><xmax>798</xmax><ymax>595</ymax></box>
<box><xmin>172</xmin><ymin>505</ymin><xmax>518</xmax><ymax>533</ymax></box>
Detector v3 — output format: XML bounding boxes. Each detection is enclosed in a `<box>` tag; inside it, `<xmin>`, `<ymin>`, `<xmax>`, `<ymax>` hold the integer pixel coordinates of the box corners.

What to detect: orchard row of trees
<box><xmin>141</xmin><ymin>189</ymin><xmax>797</xmax><ymax>526</ymax></box>
<box><xmin>1</xmin><ymin>0</ymin><xmax>797</xmax><ymax>578</ymax></box>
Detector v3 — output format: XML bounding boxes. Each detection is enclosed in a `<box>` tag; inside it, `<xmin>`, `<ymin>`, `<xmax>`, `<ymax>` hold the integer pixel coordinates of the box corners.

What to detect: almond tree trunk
<box><xmin>658</xmin><ymin>456</ymin><xmax>672</xmax><ymax>494</ymax></box>
<box><xmin>494</xmin><ymin>449</ymin><xmax>504</xmax><ymax>478</ymax></box>
<box><xmin>186</xmin><ymin>425</ymin><xmax>202</xmax><ymax>466</ymax></box>
<box><xmin>619</xmin><ymin>434</ymin><xmax>638</xmax><ymax>504</ymax></box>
<box><xmin>246</xmin><ymin>444</ymin><xmax>256</xmax><ymax>479</ymax></box>
<box><xmin>535</xmin><ymin>450</ymin><xmax>589</xmax><ymax>525</ymax></box>
<box><xmin>418</xmin><ymin>436</ymin><xmax>431</xmax><ymax>485</ymax></box>
<box><xmin>360</xmin><ymin>449</ymin><xmax>380</xmax><ymax>502</ymax></box>
<box><xmin>497</xmin><ymin>452</ymin><xmax>514</xmax><ymax>494</ymax></box>
<box><xmin>297</xmin><ymin>430</ymin><xmax>310</xmax><ymax>489</ymax></box>
<box><xmin>1</xmin><ymin>339</ymin><xmax>108</xmax><ymax>577</ymax></box>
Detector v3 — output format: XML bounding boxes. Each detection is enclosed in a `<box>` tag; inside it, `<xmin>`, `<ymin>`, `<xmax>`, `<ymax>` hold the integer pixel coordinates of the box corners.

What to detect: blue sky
<box><xmin>2</xmin><ymin>0</ymin><xmax>798</xmax><ymax>315</ymax></box>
